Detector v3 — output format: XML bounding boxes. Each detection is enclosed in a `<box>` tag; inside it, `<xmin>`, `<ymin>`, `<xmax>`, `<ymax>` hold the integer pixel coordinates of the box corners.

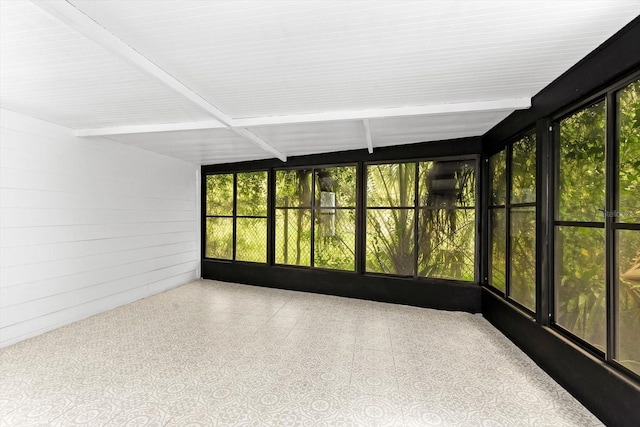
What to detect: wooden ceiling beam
<box><xmin>32</xmin><ymin>0</ymin><xmax>286</xmax><ymax>162</ymax></box>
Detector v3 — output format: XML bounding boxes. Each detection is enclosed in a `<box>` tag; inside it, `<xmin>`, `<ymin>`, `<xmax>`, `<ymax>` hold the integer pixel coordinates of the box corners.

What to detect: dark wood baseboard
<box><xmin>202</xmin><ymin>260</ymin><xmax>481</xmax><ymax>313</ymax></box>
<box><xmin>482</xmin><ymin>288</ymin><xmax>640</xmax><ymax>427</ymax></box>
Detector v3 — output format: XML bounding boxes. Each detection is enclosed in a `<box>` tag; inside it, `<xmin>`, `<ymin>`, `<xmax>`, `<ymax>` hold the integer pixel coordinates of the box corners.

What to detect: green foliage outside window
<box><xmin>365</xmin><ymin>160</ymin><xmax>476</xmax><ymax>280</ymax></box>
<box><xmin>488</xmin><ymin>133</ymin><xmax>536</xmax><ymax>309</ymax></box>
<box><xmin>556</xmin><ymin>101</ymin><xmax>606</xmax><ymax>349</ymax></box>
<box><xmin>206</xmin><ymin>174</ymin><xmax>233</xmax><ymax>216</ymax></box>
<box><xmin>275</xmin><ymin>166</ymin><xmax>356</xmax><ymax>270</ymax></box>
<box><xmin>558</xmin><ymin>101</ymin><xmax>606</xmax><ymax>222</ymax></box>
<box><xmin>205</xmin><ymin>171</ymin><xmax>268</xmax><ymax>262</ymax></box>
<box><xmin>556</xmin><ymin>226</ymin><xmax>606</xmax><ymax>350</ymax></box>
<box><xmin>490</xmin><ymin>208</ymin><xmax>506</xmax><ymax>291</ymax></box>
<box><xmin>616</xmin><ymin>80</ymin><xmax>640</xmax><ymax>375</ymax></box>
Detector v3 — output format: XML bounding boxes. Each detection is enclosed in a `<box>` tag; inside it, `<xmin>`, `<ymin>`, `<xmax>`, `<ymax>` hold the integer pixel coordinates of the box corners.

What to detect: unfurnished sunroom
<box><xmin>1</xmin><ymin>1</ymin><xmax>639</xmax><ymax>426</ymax></box>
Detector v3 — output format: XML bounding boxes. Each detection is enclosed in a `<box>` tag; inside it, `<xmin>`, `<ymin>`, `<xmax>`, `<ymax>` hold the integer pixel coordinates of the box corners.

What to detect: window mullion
<box><xmin>605</xmin><ymin>91</ymin><xmax>617</xmax><ymax>362</ymax></box>
<box><xmin>505</xmin><ymin>145</ymin><xmax>513</xmax><ymax>299</ymax></box>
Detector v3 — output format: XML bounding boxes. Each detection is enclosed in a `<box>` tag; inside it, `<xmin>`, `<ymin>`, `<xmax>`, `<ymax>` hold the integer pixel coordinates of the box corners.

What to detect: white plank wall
<box><xmin>0</xmin><ymin>109</ymin><xmax>200</xmax><ymax>347</ymax></box>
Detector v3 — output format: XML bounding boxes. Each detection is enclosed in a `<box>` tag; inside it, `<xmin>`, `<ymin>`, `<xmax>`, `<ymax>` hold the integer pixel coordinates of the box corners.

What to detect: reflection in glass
<box><xmin>419</xmin><ymin>160</ymin><xmax>475</xmax><ymax>208</ymax></box>
<box><xmin>366</xmin><ymin>209</ymin><xmax>414</xmax><ymax>275</ymax></box>
<box><xmin>555</xmin><ymin>226</ymin><xmax>606</xmax><ymax>350</ymax></box>
<box><xmin>276</xmin><ymin>169</ymin><xmax>313</xmax><ymax>207</ymax></box>
<box><xmin>315</xmin><ymin>166</ymin><xmax>357</xmax><ymax>208</ymax></box>
<box><xmin>510</xmin><ymin>207</ymin><xmax>536</xmax><ymax>310</ymax></box>
<box><xmin>366</xmin><ymin>163</ymin><xmax>416</xmax><ymax>207</ymax></box>
<box><xmin>314</xmin><ymin>209</ymin><xmax>356</xmax><ymax>271</ymax></box>
<box><xmin>236</xmin><ymin>218</ymin><xmax>267</xmax><ymax>263</ymax></box>
<box><xmin>490</xmin><ymin>209</ymin><xmax>506</xmax><ymax>292</ymax></box>
<box><xmin>511</xmin><ymin>134</ymin><xmax>536</xmax><ymax>204</ymax></box>
<box><xmin>205</xmin><ymin>217</ymin><xmax>233</xmax><ymax>259</ymax></box>
<box><xmin>236</xmin><ymin>171</ymin><xmax>267</xmax><ymax>216</ymax></box>
<box><xmin>617</xmin><ymin>80</ymin><xmax>640</xmax><ymax>224</ymax></box>
<box><xmin>616</xmin><ymin>230</ymin><xmax>640</xmax><ymax>375</ymax></box>
<box><xmin>558</xmin><ymin>101</ymin><xmax>606</xmax><ymax>222</ymax></box>
<box><xmin>275</xmin><ymin>209</ymin><xmax>311</xmax><ymax>266</ymax></box>
<box><xmin>206</xmin><ymin>174</ymin><xmax>234</xmax><ymax>216</ymax></box>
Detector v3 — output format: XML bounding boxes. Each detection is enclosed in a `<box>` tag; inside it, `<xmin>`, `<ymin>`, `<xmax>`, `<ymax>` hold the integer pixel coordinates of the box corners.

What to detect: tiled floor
<box><xmin>1</xmin><ymin>279</ymin><xmax>602</xmax><ymax>426</ymax></box>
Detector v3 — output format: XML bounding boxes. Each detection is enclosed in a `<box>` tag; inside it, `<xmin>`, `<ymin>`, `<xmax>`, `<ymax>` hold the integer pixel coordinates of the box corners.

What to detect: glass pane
<box><xmin>489</xmin><ymin>209</ymin><xmax>506</xmax><ymax>292</ymax></box>
<box><xmin>206</xmin><ymin>174</ymin><xmax>234</xmax><ymax>216</ymax></box>
<box><xmin>511</xmin><ymin>134</ymin><xmax>536</xmax><ymax>204</ymax></box>
<box><xmin>419</xmin><ymin>160</ymin><xmax>475</xmax><ymax>208</ymax></box>
<box><xmin>205</xmin><ymin>217</ymin><xmax>233</xmax><ymax>259</ymax></box>
<box><xmin>489</xmin><ymin>150</ymin><xmax>506</xmax><ymax>206</ymax></box>
<box><xmin>235</xmin><ymin>218</ymin><xmax>267</xmax><ymax>263</ymax></box>
<box><xmin>555</xmin><ymin>226</ymin><xmax>606</xmax><ymax>350</ymax></box>
<box><xmin>315</xmin><ymin>166</ymin><xmax>357</xmax><ymax>208</ymax></box>
<box><xmin>275</xmin><ymin>169</ymin><xmax>313</xmax><ymax>208</ymax></box>
<box><xmin>417</xmin><ymin>208</ymin><xmax>475</xmax><ymax>281</ymax></box>
<box><xmin>365</xmin><ymin>209</ymin><xmax>414</xmax><ymax>275</ymax></box>
<box><xmin>236</xmin><ymin>171</ymin><xmax>268</xmax><ymax>217</ymax></box>
<box><xmin>275</xmin><ymin>209</ymin><xmax>311</xmax><ymax>266</ymax></box>
<box><xmin>510</xmin><ymin>207</ymin><xmax>536</xmax><ymax>311</ymax></box>
<box><xmin>314</xmin><ymin>209</ymin><xmax>356</xmax><ymax>271</ymax></box>
<box><xmin>366</xmin><ymin>163</ymin><xmax>416</xmax><ymax>207</ymax></box>
<box><xmin>617</xmin><ymin>79</ymin><xmax>640</xmax><ymax>223</ymax></box>
<box><xmin>558</xmin><ymin>100</ymin><xmax>606</xmax><ymax>222</ymax></box>
<box><xmin>617</xmin><ymin>230</ymin><xmax>640</xmax><ymax>375</ymax></box>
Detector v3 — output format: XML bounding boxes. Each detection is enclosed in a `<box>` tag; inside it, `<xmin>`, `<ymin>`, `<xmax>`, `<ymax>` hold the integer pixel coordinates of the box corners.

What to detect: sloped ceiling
<box><xmin>1</xmin><ymin>0</ymin><xmax>638</xmax><ymax>164</ymax></box>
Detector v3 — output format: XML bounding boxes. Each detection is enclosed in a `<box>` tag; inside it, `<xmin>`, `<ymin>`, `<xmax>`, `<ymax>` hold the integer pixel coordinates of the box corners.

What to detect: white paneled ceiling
<box><xmin>0</xmin><ymin>0</ymin><xmax>212</xmax><ymax>129</ymax></box>
<box><xmin>107</xmin><ymin>129</ymin><xmax>272</xmax><ymax>165</ymax></box>
<box><xmin>1</xmin><ymin>0</ymin><xmax>639</xmax><ymax>164</ymax></box>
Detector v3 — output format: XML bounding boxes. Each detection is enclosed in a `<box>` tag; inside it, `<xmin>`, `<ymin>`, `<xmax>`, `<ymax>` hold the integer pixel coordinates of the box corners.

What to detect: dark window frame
<box><xmin>203</xmin><ymin>169</ymin><xmax>269</xmax><ymax>264</ymax></box>
<box><xmin>549</xmin><ymin>72</ymin><xmax>640</xmax><ymax>377</ymax></box>
<box><xmin>364</xmin><ymin>156</ymin><xmax>480</xmax><ymax>281</ymax></box>
<box><xmin>273</xmin><ymin>163</ymin><xmax>359</xmax><ymax>271</ymax></box>
<box><xmin>486</xmin><ymin>129</ymin><xmax>538</xmax><ymax>316</ymax></box>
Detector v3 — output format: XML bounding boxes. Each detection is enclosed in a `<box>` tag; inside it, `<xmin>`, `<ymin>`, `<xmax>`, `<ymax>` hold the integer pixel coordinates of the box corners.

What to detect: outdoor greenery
<box><xmin>202</xmin><ymin>78</ymin><xmax>638</xmax><ymax>377</ymax></box>
<box><xmin>275</xmin><ymin>166</ymin><xmax>356</xmax><ymax>270</ymax></box>
<box><xmin>236</xmin><ymin>171</ymin><xmax>268</xmax><ymax>263</ymax></box>
<box><xmin>488</xmin><ymin>133</ymin><xmax>536</xmax><ymax>310</ymax></box>
<box><xmin>556</xmin><ymin>101</ymin><xmax>607</xmax><ymax>349</ymax></box>
<box><xmin>555</xmin><ymin>79</ymin><xmax>640</xmax><ymax>372</ymax></box>
<box><xmin>205</xmin><ymin>171</ymin><xmax>268</xmax><ymax>262</ymax></box>
<box><xmin>205</xmin><ymin>174</ymin><xmax>233</xmax><ymax>259</ymax></box>
<box><xmin>616</xmin><ymin>79</ymin><xmax>640</xmax><ymax>374</ymax></box>
<box><xmin>366</xmin><ymin>161</ymin><xmax>476</xmax><ymax>280</ymax></box>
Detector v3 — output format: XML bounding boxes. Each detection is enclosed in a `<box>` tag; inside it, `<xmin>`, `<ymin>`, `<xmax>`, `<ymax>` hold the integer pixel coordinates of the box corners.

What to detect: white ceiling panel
<box><xmin>69</xmin><ymin>0</ymin><xmax>640</xmax><ymax>119</ymax></box>
<box><xmin>1</xmin><ymin>0</ymin><xmax>637</xmax><ymax>165</ymax></box>
<box><xmin>107</xmin><ymin>129</ymin><xmax>272</xmax><ymax>165</ymax></box>
<box><xmin>0</xmin><ymin>0</ymin><xmax>211</xmax><ymax>129</ymax></box>
<box><xmin>370</xmin><ymin>110</ymin><xmax>514</xmax><ymax>148</ymax></box>
<box><xmin>249</xmin><ymin>121</ymin><xmax>367</xmax><ymax>157</ymax></box>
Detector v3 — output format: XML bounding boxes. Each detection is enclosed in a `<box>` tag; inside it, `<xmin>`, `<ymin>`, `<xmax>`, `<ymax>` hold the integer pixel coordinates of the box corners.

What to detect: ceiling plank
<box><xmin>31</xmin><ymin>0</ymin><xmax>286</xmax><ymax>161</ymax></box>
<box><xmin>233</xmin><ymin>98</ymin><xmax>531</xmax><ymax>127</ymax></box>
<box><xmin>232</xmin><ymin>128</ymin><xmax>286</xmax><ymax>162</ymax></box>
<box><xmin>362</xmin><ymin>119</ymin><xmax>373</xmax><ymax>154</ymax></box>
<box><xmin>76</xmin><ymin>120</ymin><xmax>226</xmax><ymax>137</ymax></box>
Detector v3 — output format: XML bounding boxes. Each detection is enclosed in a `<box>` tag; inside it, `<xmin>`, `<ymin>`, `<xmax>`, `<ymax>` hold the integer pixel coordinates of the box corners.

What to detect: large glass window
<box><xmin>275</xmin><ymin>166</ymin><xmax>356</xmax><ymax>270</ymax></box>
<box><xmin>554</xmin><ymin>100</ymin><xmax>606</xmax><ymax>350</ymax></box>
<box><xmin>205</xmin><ymin>174</ymin><xmax>234</xmax><ymax>259</ymax></box>
<box><xmin>205</xmin><ymin>171</ymin><xmax>268</xmax><ymax>262</ymax></box>
<box><xmin>488</xmin><ymin>133</ymin><xmax>537</xmax><ymax>311</ymax></box>
<box><xmin>553</xmin><ymin>78</ymin><xmax>640</xmax><ymax>374</ymax></box>
<box><xmin>614</xmin><ymin>79</ymin><xmax>640</xmax><ymax>375</ymax></box>
<box><xmin>366</xmin><ymin>160</ymin><xmax>476</xmax><ymax>280</ymax></box>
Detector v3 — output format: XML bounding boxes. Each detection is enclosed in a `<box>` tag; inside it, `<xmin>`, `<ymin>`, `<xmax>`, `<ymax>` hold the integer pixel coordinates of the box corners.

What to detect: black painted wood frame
<box><xmin>202</xmin><ymin>137</ymin><xmax>483</xmax><ymax>313</ymax></box>
<box><xmin>201</xmin><ymin>16</ymin><xmax>640</xmax><ymax>426</ymax></box>
<box><xmin>481</xmin><ymin>16</ymin><xmax>640</xmax><ymax>427</ymax></box>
